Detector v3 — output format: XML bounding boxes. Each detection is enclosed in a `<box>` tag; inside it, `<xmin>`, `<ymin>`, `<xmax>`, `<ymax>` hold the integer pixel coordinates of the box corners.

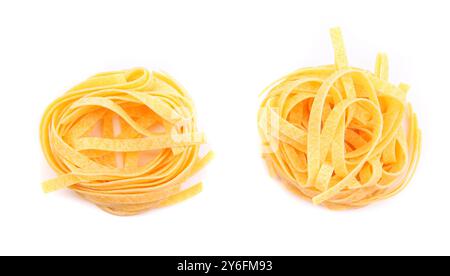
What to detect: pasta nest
<box><xmin>258</xmin><ymin>28</ymin><xmax>421</xmax><ymax>209</ymax></box>
<box><xmin>40</xmin><ymin>68</ymin><xmax>212</xmax><ymax>216</ymax></box>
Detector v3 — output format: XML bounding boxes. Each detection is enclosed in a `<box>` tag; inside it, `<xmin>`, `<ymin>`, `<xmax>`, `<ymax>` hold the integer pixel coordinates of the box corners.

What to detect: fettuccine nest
<box><xmin>41</xmin><ymin>68</ymin><xmax>212</xmax><ymax>216</ymax></box>
<box><xmin>258</xmin><ymin>28</ymin><xmax>421</xmax><ymax>209</ymax></box>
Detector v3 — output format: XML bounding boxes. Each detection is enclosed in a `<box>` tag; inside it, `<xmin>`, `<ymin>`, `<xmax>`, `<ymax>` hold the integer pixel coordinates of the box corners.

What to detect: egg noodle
<box><xmin>40</xmin><ymin>68</ymin><xmax>213</xmax><ymax>216</ymax></box>
<box><xmin>258</xmin><ymin>28</ymin><xmax>421</xmax><ymax>209</ymax></box>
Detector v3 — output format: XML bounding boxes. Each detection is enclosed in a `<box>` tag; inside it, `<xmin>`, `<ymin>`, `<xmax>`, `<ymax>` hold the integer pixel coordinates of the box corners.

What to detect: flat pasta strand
<box><xmin>40</xmin><ymin>68</ymin><xmax>213</xmax><ymax>216</ymax></box>
<box><xmin>258</xmin><ymin>28</ymin><xmax>421</xmax><ymax>209</ymax></box>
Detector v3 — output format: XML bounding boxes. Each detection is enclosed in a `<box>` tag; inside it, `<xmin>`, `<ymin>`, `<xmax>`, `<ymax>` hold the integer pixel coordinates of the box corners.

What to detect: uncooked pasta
<box><xmin>258</xmin><ymin>28</ymin><xmax>421</xmax><ymax>209</ymax></box>
<box><xmin>40</xmin><ymin>68</ymin><xmax>212</xmax><ymax>216</ymax></box>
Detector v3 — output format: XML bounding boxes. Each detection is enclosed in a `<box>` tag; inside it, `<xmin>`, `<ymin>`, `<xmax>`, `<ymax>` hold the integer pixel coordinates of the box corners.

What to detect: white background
<box><xmin>0</xmin><ymin>0</ymin><xmax>449</xmax><ymax>256</ymax></box>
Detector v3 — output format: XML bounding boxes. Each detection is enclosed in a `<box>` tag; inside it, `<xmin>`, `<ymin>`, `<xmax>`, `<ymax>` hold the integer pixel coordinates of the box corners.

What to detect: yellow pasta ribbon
<box><xmin>40</xmin><ymin>68</ymin><xmax>213</xmax><ymax>216</ymax></box>
<box><xmin>258</xmin><ymin>28</ymin><xmax>421</xmax><ymax>209</ymax></box>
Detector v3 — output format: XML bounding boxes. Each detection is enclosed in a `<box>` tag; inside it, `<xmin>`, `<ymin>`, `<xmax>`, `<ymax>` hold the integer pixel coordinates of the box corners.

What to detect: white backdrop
<box><xmin>0</xmin><ymin>0</ymin><xmax>448</xmax><ymax>256</ymax></box>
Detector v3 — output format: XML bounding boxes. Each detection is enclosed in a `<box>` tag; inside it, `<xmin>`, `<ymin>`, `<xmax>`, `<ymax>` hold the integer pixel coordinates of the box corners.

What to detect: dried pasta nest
<box><xmin>40</xmin><ymin>68</ymin><xmax>212</xmax><ymax>216</ymax></box>
<box><xmin>258</xmin><ymin>28</ymin><xmax>421</xmax><ymax>209</ymax></box>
